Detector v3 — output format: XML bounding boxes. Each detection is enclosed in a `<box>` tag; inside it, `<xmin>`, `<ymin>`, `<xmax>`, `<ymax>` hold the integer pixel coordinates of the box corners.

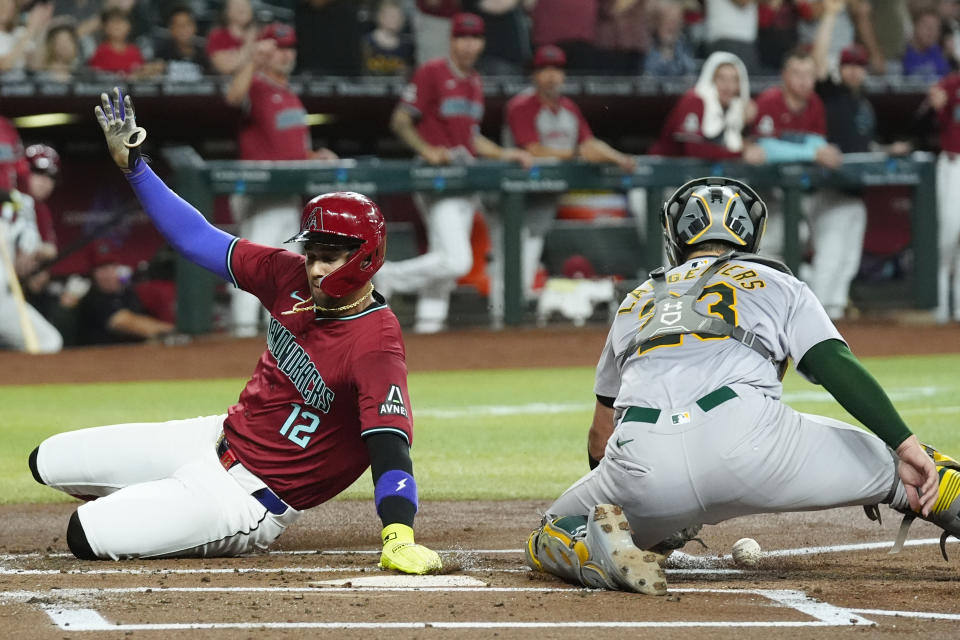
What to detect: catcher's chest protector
<box><xmin>616</xmin><ymin>252</ymin><xmax>785</xmax><ymax>371</ymax></box>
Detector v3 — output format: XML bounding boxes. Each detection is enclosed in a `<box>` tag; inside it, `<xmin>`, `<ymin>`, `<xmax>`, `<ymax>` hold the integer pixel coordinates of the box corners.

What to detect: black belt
<box><xmin>622</xmin><ymin>386</ymin><xmax>738</xmax><ymax>424</ymax></box>
<box><xmin>216</xmin><ymin>435</ymin><xmax>289</xmax><ymax>515</ymax></box>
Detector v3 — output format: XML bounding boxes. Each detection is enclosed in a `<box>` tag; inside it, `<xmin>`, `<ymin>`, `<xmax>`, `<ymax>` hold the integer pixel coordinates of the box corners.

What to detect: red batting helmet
<box><xmin>24</xmin><ymin>144</ymin><xmax>60</xmax><ymax>178</ymax></box>
<box><xmin>285</xmin><ymin>192</ymin><xmax>387</xmax><ymax>298</ymax></box>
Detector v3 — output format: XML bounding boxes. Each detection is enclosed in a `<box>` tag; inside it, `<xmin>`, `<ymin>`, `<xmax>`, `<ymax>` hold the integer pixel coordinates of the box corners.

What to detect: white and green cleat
<box><xmin>526</xmin><ymin>504</ymin><xmax>667</xmax><ymax>595</ymax></box>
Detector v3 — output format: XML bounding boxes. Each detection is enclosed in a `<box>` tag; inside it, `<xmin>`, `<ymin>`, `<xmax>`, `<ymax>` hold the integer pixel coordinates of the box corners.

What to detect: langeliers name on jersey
<box><xmin>267</xmin><ymin>317</ymin><xmax>335</xmax><ymax>412</ymax></box>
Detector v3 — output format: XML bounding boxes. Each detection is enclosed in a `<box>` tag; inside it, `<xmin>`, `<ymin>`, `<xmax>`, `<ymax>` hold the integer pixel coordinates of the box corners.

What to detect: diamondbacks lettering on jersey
<box><xmin>266</xmin><ymin>317</ymin><xmax>335</xmax><ymax>412</ymax></box>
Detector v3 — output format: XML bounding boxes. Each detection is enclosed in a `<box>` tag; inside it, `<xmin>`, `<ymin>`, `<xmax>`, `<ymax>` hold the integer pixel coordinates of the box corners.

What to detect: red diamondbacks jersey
<box><xmin>505</xmin><ymin>90</ymin><xmax>592</xmax><ymax>151</ymax></box>
<box><xmin>224</xmin><ymin>240</ymin><xmax>414</xmax><ymax>510</ymax></box>
<box><xmin>238</xmin><ymin>74</ymin><xmax>311</xmax><ymax>161</ymax></box>
<box><xmin>649</xmin><ymin>90</ymin><xmax>741</xmax><ymax>160</ymax></box>
<box><xmin>400</xmin><ymin>58</ymin><xmax>484</xmax><ymax>154</ymax></box>
<box><xmin>935</xmin><ymin>73</ymin><xmax>960</xmax><ymax>153</ymax></box>
<box><xmin>753</xmin><ymin>87</ymin><xmax>827</xmax><ymax>140</ymax></box>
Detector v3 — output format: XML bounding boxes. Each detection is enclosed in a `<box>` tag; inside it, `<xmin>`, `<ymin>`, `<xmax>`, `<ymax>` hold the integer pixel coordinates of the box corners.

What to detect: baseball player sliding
<box><xmin>27</xmin><ymin>88</ymin><xmax>441</xmax><ymax>575</ymax></box>
<box><xmin>525</xmin><ymin>177</ymin><xmax>960</xmax><ymax>594</ymax></box>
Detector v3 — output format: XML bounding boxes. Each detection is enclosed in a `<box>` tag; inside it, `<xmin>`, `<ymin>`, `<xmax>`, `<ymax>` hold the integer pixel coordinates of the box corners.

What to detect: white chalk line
<box><xmin>410</xmin><ymin>386</ymin><xmax>954</xmax><ymax>419</ymax></box>
<box><xmin>1</xmin><ymin>537</ymin><xmax>955</xmax><ymax>576</ymax></box>
<box><xmin>848</xmin><ymin>608</ymin><xmax>960</xmax><ymax>621</ymax></box>
<box><xmin>29</xmin><ymin>588</ymin><xmax>875</xmax><ymax>630</ymax></box>
<box><xmin>0</xmin><ymin>566</ymin><xmax>741</xmax><ymax>577</ymax></box>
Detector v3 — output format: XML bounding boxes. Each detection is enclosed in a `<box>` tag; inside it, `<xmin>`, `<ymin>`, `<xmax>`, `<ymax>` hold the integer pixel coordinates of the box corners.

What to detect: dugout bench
<box><xmin>163</xmin><ymin>148</ymin><xmax>937</xmax><ymax>334</ymax></box>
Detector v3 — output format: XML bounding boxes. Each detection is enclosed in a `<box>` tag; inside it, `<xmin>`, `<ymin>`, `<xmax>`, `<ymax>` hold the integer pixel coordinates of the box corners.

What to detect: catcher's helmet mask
<box><xmin>286</xmin><ymin>192</ymin><xmax>387</xmax><ymax>298</ymax></box>
<box><xmin>661</xmin><ymin>176</ymin><xmax>767</xmax><ymax>266</ymax></box>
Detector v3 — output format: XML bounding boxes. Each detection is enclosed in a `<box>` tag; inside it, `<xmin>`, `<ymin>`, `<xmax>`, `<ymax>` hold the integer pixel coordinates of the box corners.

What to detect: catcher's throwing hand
<box><xmin>896</xmin><ymin>435</ymin><xmax>939</xmax><ymax>517</ymax></box>
<box><xmin>379</xmin><ymin>523</ymin><xmax>442</xmax><ymax>574</ymax></box>
<box><xmin>95</xmin><ymin>87</ymin><xmax>147</xmax><ymax>170</ymax></box>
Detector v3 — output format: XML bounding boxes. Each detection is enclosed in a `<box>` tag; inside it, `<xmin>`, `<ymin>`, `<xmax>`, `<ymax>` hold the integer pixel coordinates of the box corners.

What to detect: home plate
<box><xmin>312</xmin><ymin>575</ymin><xmax>487</xmax><ymax>588</ymax></box>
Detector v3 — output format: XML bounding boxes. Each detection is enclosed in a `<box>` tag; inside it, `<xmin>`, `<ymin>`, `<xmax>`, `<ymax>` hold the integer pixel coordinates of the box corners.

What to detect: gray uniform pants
<box><xmin>547</xmin><ymin>387</ymin><xmax>900</xmax><ymax>548</ymax></box>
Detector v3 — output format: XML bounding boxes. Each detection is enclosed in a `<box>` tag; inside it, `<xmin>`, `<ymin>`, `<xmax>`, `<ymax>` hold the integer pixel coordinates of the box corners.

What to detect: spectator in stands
<box><xmin>75</xmin><ymin>240</ymin><xmax>175</xmax><ymax>345</ymax></box>
<box><xmin>295</xmin><ymin>0</ymin><xmax>364</xmax><ymax>75</ymax></box>
<box><xmin>703</xmin><ymin>0</ymin><xmax>760</xmax><ymax>73</ymax></box>
<box><xmin>206</xmin><ymin>0</ymin><xmax>256</xmax><ymax>75</ymax></box>
<box><xmin>797</xmin><ymin>0</ymin><xmax>884</xmax><ymax>73</ymax></box>
<box><xmin>502</xmin><ymin>45</ymin><xmax>636</xmax><ymax>303</ymax></box>
<box><xmin>650</xmin><ymin>51</ymin><xmax>766</xmax><ymax>163</ymax></box>
<box><xmin>88</xmin><ymin>7</ymin><xmax>159</xmax><ymax>76</ymax></box>
<box><xmin>903</xmin><ymin>7</ymin><xmax>950</xmax><ymax>77</ymax></box>
<box><xmin>36</xmin><ymin>18</ymin><xmax>83</xmax><ymax>82</ymax></box>
<box><xmin>463</xmin><ymin>0</ymin><xmax>531</xmax><ymax>75</ymax></box>
<box><xmin>0</xmin><ymin>0</ymin><xmax>52</xmax><ymax>76</ymax></box>
<box><xmin>376</xmin><ymin>13</ymin><xmax>533</xmax><ymax>333</ymax></box>
<box><xmin>644</xmin><ymin>0</ymin><xmax>697</xmax><ymax>77</ymax></box>
<box><xmin>529</xmin><ymin>0</ymin><xmax>600</xmax><ymax>73</ymax></box>
<box><xmin>52</xmin><ymin>0</ymin><xmax>102</xmax><ymax>59</ymax></box>
<box><xmin>361</xmin><ymin>0</ymin><xmax>413</xmax><ymax>76</ymax></box>
<box><xmin>412</xmin><ymin>0</ymin><xmax>459</xmax><ymax>66</ymax></box>
<box><xmin>756</xmin><ymin>0</ymin><xmax>800</xmax><ymax>72</ymax></box>
<box><xmin>941</xmin><ymin>0</ymin><xmax>960</xmax><ymax>70</ymax></box>
<box><xmin>224</xmin><ymin>22</ymin><xmax>338</xmax><ymax>336</ymax></box>
<box><xmin>155</xmin><ymin>4</ymin><xmax>209</xmax><ymax>81</ymax></box>
<box><xmin>868</xmin><ymin>0</ymin><xmax>910</xmax><ymax>66</ymax></box>
<box><xmin>595</xmin><ymin>0</ymin><xmax>650</xmax><ymax>74</ymax></box>
<box><xmin>100</xmin><ymin>0</ymin><xmax>158</xmax><ymax>46</ymax></box>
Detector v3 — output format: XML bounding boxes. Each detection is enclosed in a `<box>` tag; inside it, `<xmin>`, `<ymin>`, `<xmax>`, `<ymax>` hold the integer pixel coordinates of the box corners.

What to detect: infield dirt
<box><xmin>2</xmin><ymin>321</ymin><xmax>960</xmax><ymax>638</ymax></box>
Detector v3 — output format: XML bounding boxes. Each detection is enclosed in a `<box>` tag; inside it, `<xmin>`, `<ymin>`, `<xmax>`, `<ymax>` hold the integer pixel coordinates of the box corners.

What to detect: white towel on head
<box><xmin>693</xmin><ymin>51</ymin><xmax>750</xmax><ymax>152</ymax></box>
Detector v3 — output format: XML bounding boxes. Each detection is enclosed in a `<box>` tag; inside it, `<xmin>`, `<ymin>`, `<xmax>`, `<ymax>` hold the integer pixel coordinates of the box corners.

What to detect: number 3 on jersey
<box><xmin>280</xmin><ymin>403</ymin><xmax>320</xmax><ymax>448</ymax></box>
<box><xmin>637</xmin><ymin>282</ymin><xmax>738</xmax><ymax>356</ymax></box>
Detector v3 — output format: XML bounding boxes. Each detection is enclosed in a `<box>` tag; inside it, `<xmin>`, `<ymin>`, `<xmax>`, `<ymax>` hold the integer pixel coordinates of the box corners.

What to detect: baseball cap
<box><xmin>90</xmin><ymin>240</ymin><xmax>122</xmax><ymax>268</ymax></box>
<box><xmin>451</xmin><ymin>12</ymin><xmax>484</xmax><ymax>38</ymax></box>
<box><xmin>840</xmin><ymin>44</ymin><xmax>868</xmax><ymax>67</ymax></box>
<box><xmin>258</xmin><ymin>22</ymin><xmax>296</xmax><ymax>48</ymax></box>
<box><xmin>532</xmin><ymin>45</ymin><xmax>566</xmax><ymax>70</ymax></box>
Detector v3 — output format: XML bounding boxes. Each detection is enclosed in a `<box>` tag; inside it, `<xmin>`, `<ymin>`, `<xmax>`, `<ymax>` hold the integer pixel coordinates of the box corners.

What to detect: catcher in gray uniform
<box><xmin>525</xmin><ymin>176</ymin><xmax>960</xmax><ymax>595</ymax></box>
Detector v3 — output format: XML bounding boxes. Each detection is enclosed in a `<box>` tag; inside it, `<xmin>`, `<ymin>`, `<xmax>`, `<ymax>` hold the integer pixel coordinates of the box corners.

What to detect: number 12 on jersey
<box><xmin>279</xmin><ymin>403</ymin><xmax>320</xmax><ymax>448</ymax></box>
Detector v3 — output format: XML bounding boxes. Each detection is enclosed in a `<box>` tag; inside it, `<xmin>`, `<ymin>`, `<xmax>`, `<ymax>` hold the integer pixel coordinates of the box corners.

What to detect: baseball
<box><xmin>731</xmin><ymin>537</ymin><xmax>762</xmax><ymax>567</ymax></box>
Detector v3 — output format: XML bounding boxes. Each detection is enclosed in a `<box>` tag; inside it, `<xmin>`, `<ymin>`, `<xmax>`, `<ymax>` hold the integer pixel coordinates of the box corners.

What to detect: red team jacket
<box><xmin>753</xmin><ymin>86</ymin><xmax>827</xmax><ymax>140</ymax></box>
<box><xmin>649</xmin><ymin>90</ymin><xmax>743</xmax><ymax>160</ymax></box>
<box><xmin>505</xmin><ymin>90</ymin><xmax>592</xmax><ymax>151</ymax></box>
<box><xmin>239</xmin><ymin>74</ymin><xmax>311</xmax><ymax>161</ymax></box>
<box><xmin>400</xmin><ymin>58</ymin><xmax>484</xmax><ymax>155</ymax></box>
<box><xmin>223</xmin><ymin>240</ymin><xmax>414</xmax><ymax>510</ymax></box>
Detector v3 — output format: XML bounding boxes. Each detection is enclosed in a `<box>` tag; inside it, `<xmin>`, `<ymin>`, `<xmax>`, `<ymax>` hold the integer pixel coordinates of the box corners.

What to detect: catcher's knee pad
<box><xmin>525</xmin><ymin>515</ymin><xmax>589</xmax><ymax>585</ymax></box>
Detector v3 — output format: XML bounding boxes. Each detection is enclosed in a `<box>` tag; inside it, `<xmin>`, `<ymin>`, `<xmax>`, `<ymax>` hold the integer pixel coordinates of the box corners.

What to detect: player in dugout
<box><xmin>27</xmin><ymin>88</ymin><xmax>441</xmax><ymax>576</ymax></box>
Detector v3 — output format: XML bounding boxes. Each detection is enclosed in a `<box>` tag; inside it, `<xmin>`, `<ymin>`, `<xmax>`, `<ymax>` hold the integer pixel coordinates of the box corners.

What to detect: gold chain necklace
<box><xmin>281</xmin><ymin>283</ymin><xmax>375</xmax><ymax>316</ymax></box>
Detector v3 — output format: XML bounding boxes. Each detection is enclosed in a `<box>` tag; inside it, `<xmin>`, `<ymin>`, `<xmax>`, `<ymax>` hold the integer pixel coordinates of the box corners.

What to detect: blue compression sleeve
<box><xmin>125</xmin><ymin>159</ymin><xmax>236</xmax><ymax>281</ymax></box>
<box><xmin>755</xmin><ymin>134</ymin><xmax>827</xmax><ymax>164</ymax></box>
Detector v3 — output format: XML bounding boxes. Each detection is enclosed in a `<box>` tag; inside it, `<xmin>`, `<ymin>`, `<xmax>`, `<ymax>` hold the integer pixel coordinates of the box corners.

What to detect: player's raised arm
<box><xmin>95</xmin><ymin>87</ymin><xmax>236</xmax><ymax>282</ymax></box>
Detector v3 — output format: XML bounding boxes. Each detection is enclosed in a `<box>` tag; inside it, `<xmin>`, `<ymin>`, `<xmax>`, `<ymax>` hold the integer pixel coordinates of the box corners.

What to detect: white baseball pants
<box><xmin>375</xmin><ymin>194</ymin><xmax>477</xmax><ymax>332</ymax></box>
<box><xmin>936</xmin><ymin>153</ymin><xmax>960</xmax><ymax>322</ymax></box>
<box><xmin>546</xmin><ymin>389</ymin><xmax>902</xmax><ymax>549</ymax></box>
<box><xmin>35</xmin><ymin>415</ymin><xmax>301</xmax><ymax>559</ymax></box>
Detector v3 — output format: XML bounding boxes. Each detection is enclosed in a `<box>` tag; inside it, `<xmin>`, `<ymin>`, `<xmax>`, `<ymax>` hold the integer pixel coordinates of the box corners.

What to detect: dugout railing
<box><xmin>163</xmin><ymin>147</ymin><xmax>937</xmax><ymax>334</ymax></box>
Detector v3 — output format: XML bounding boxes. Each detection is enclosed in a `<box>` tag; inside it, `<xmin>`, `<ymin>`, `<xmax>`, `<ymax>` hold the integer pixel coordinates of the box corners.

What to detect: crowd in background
<box><xmin>2</xmin><ymin>0</ymin><xmax>960</xmax><ymax>82</ymax></box>
<box><xmin>3</xmin><ymin>0</ymin><xmax>960</xmax><ymax>352</ymax></box>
